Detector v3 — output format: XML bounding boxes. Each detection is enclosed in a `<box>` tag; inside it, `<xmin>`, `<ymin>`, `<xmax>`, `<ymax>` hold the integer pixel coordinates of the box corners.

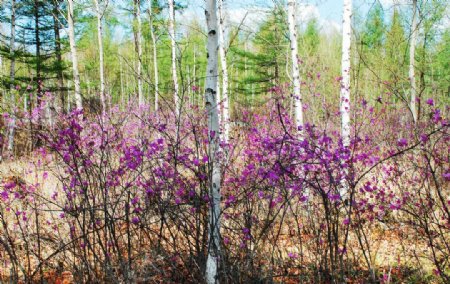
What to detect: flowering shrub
<box><xmin>0</xmin><ymin>96</ymin><xmax>448</xmax><ymax>283</ymax></box>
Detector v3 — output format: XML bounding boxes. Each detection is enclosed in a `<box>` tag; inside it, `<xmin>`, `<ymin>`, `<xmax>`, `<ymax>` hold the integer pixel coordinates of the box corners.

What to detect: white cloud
<box><xmin>175</xmin><ymin>1</ymin><xmax>343</xmax><ymax>38</ymax></box>
<box><xmin>295</xmin><ymin>3</ymin><xmax>340</xmax><ymax>35</ymax></box>
<box><xmin>379</xmin><ymin>0</ymin><xmax>410</xmax><ymax>8</ymax></box>
<box><xmin>296</xmin><ymin>4</ymin><xmax>321</xmax><ymax>24</ymax></box>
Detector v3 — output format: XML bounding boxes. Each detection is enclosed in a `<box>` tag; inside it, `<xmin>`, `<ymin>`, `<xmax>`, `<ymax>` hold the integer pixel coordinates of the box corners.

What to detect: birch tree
<box><xmin>147</xmin><ymin>0</ymin><xmax>159</xmax><ymax>111</ymax></box>
<box><xmin>0</xmin><ymin>3</ymin><xmax>2</xmax><ymax>100</ymax></box>
<box><xmin>7</xmin><ymin>0</ymin><xmax>16</xmax><ymax>155</ymax></box>
<box><xmin>218</xmin><ymin>0</ymin><xmax>230</xmax><ymax>141</ymax></box>
<box><xmin>67</xmin><ymin>0</ymin><xmax>82</xmax><ymax>109</ymax></box>
<box><xmin>134</xmin><ymin>0</ymin><xmax>144</xmax><ymax>105</ymax></box>
<box><xmin>168</xmin><ymin>0</ymin><xmax>179</xmax><ymax>115</ymax></box>
<box><xmin>205</xmin><ymin>0</ymin><xmax>221</xmax><ymax>282</ymax></box>
<box><xmin>53</xmin><ymin>0</ymin><xmax>65</xmax><ymax>111</ymax></box>
<box><xmin>409</xmin><ymin>0</ymin><xmax>418</xmax><ymax>123</ymax></box>
<box><xmin>340</xmin><ymin>0</ymin><xmax>352</xmax><ymax>198</ymax></box>
<box><xmin>94</xmin><ymin>0</ymin><xmax>106</xmax><ymax>113</ymax></box>
<box><xmin>287</xmin><ymin>0</ymin><xmax>303</xmax><ymax>130</ymax></box>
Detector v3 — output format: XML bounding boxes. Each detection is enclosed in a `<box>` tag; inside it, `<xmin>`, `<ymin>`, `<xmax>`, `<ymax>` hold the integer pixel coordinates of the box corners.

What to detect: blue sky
<box><xmin>111</xmin><ymin>0</ymin><xmax>425</xmax><ymax>41</ymax></box>
<box><xmin>165</xmin><ymin>0</ymin><xmax>348</xmax><ymax>38</ymax></box>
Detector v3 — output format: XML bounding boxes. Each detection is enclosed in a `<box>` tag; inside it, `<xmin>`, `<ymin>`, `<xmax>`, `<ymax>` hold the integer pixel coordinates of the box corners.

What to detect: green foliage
<box><xmin>301</xmin><ymin>18</ymin><xmax>320</xmax><ymax>55</ymax></box>
<box><xmin>230</xmin><ymin>7</ymin><xmax>288</xmax><ymax>106</ymax></box>
<box><xmin>0</xmin><ymin>0</ymin><xmax>68</xmax><ymax>96</ymax></box>
<box><xmin>384</xmin><ymin>8</ymin><xmax>408</xmax><ymax>87</ymax></box>
<box><xmin>361</xmin><ymin>1</ymin><xmax>385</xmax><ymax>49</ymax></box>
<box><xmin>0</xmin><ymin>0</ymin><xmax>447</xmax><ymax>119</ymax></box>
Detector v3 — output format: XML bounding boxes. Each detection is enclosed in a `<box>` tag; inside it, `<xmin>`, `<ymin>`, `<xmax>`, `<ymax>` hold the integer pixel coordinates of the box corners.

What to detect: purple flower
<box><xmin>433</xmin><ymin>109</ymin><xmax>442</xmax><ymax>123</ymax></box>
<box><xmin>193</xmin><ymin>158</ymin><xmax>200</xmax><ymax>166</ymax></box>
<box><xmin>4</xmin><ymin>182</ymin><xmax>16</xmax><ymax>190</ymax></box>
<box><xmin>420</xmin><ymin>134</ymin><xmax>428</xmax><ymax>143</ymax></box>
<box><xmin>288</xmin><ymin>252</ymin><xmax>298</xmax><ymax>259</ymax></box>
<box><xmin>131</xmin><ymin>216</ymin><xmax>140</xmax><ymax>224</ymax></box>
<box><xmin>426</xmin><ymin>98</ymin><xmax>434</xmax><ymax>106</ymax></box>
<box><xmin>443</xmin><ymin>172</ymin><xmax>450</xmax><ymax>181</ymax></box>
<box><xmin>131</xmin><ymin>196</ymin><xmax>139</xmax><ymax>206</ymax></box>
<box><xmin>397</xmin><ymin>138</ymin><xmax>408</xmax><ymax>147</ymax></box>
<box><xmin>0</xmin><ymin>191</ymin><xmax>8</xmax><ymax>200</ymax></box>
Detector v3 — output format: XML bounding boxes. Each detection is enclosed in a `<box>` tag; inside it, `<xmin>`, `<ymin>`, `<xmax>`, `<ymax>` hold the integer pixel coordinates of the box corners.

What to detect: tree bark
<box><xmin>94</xmin><ymin>0</ymin><xmax>106</xmax><ymax>114</ymax></box>
<box><xmin>340</xmin><ymin>0</ymin><xmax>352</xmax><ymax>199</ymax></box>
<box><xmin>147</xmin><ymin>0</ymin><xmax>159</xmax><ymax>111</ymax></box>
<box><xmin>53</xmin><ymin>0</ymin><xmax>65</xmax><ymax>113</ymax></box>
<box><xmin>409</xmin><ymin>0</ymin><xmax>417</xmax><ymax>123</ymax></box>
<box><xmin>67</xmin><ymin>0</ymin><xmax>82</xmax><ymax>109</ymax></box>
<box><xmin>168</xmin><ymin>0</ymin><xmax>179</xmax><ymax>115</ymax></box>
<box><xmin>7</xmin><ymin>0</ymin><xmax>16</xmax><ymax>155</ymax></box>
<box><xmin>205</xmin><ymin>1</ymin><xmax>221</xmax><ymax>283</ymax></box>
<box><xmin>287</xmin><ymin>0</ymin><xmax>303</xmax><ymax>131</ymax></box>
<box><xmin>218</xmin><ymin>0</ymin><xmax>230</xmax><ymax>141</ymax></box>
<box><xmin>34</xmin><ymin>0</ymin><xmax>44</xmax><ymax>149</ymax></box>
<box><xmin>341</xmin><ymin>0</ymin><xmax>352</xmax><ymax>147</ymax></box>
<box><xmin>134</xmin><ymin>0</ymin><xmax>144</xmax><ymax>105</ymax></box>
<box><xmin>35</xmin><ymin>0</ymin><xmax>42</xmax><ymax>98</ymax></box>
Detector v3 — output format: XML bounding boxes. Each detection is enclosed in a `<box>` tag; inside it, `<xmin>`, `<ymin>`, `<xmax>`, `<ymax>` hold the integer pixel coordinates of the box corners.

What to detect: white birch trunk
<box><xmin>120</xmin><ymin>55</ymin><xmax>124</xmax><ymax>108</ymax></box>
<box><xmin>94</xmin><ymin>0</ymin><xmax>106</xmax><ymax>113</ymax></box>
<box><xmin>7</xmin><ymin>0</ymin><xmax>16</xmax><ymax>154</ymax></box>
<box><xmin>187</xmin><ymin>66</ymin><xmax>192</xmax><ymax>104</ymax></box>
<box><xmin>148</xmin><ymin>0</ymin><xmax>159</xmax><ymax>111</ymax></box>
<box><xmin>218</xmin><ymin>0</ymin><xmax>230</xmax><ymax>142</ymax></box>
<box><xmin>287</xmin><ymin>0</ymin><xmax>303</xmax><ymax>130</ymax></box>
<box><xmin>205</xmin><ymin>0</ymin><xmax>221</xmax><ymax>282</ymax></box>
<box><xmin>135</xmin><ymin>0</ymin><xmax>144</xmax><ymax>105</ymax></box>
<box><xmin>168</xmin><ymin>0</ymin><xmax>179</xmax><ymax>115</ymax></box>
<box><xmin>0</xmin><ymin>36</ymin><xmax>2</xmax><ymax>87</ymax></box>
<box><xmin>340</xmin><ymin>0</ymin><xmax>352</xmax><ymax>198</ymax></box>
<box><xmin>193</xmin><ymin>45</ymin><xmax>197</xmax><ymax>105</ymax></box>
<box><xmin>217</xmin><ymin>78</ymin><xmax>221</xmax><ymax>130</ymax></box>
<box><xmin>341</xmin><ymin>0</ymin><xmax>352</xmax><ymax>147</ymax></box>
<box><xmin>409</xmin><ymin>0</ymin><xmax>417</xmax><ymax>123</ymax></box>
<box><xmin>251</xmin><ymin>84</ymin><xmax>254</xmax><ymax>111</ymax></box>
<box><xmin>67</xmin><ymin>0</ymin><xmax>82</xmax><ymax>109</ymax></box>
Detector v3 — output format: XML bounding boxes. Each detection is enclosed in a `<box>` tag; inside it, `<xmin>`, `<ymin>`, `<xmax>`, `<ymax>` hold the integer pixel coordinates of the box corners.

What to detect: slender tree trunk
<box><xmin>0</xmin><ymin>18</ymin><xmax>2</xmax><ymax>108</ymax></box>
<box><xmin>193</xmin><ymin>44</ymin><xmax>197</xmax><ymax>105</ymax></box>
<box><xmin>67</xmin><ymin>0</ymin><xmax>82</xmax><ymax>109</ymax></box>
<box><xmin>287</xmin><ymin>0</ymin><xmax>303</xmax><ymax>130</ymax></box>
<box><xmin>341</xmin><ymin>0</ymin><xmax>352</xmax><ymax>147</ymax></box>
<box><xmin>7</xmin><ymin>0</ymin><xmax>16</xmax><ymax>156</ymax></box>
<box><xmin>94</xmin><ymin>0</ymin><xmax>106</xmax><ymax>114</ymax></box>
<box><xmin>34</xmin><ymin>0</ymin><xmax>44</xmax><ymax>150</ymax></box>
<box><xmin>187</xmin><ymin>65</ymin><xmax>192</xmax><ymax>104</ymax></box>
<box><xmin>33</xmin><ymin>3</ymin><xmax>43</xmax><ymax>278</ymax></box>
<box><xmin>340</xmin><ymin>0</ymin><xmax>352</xmax><ymax>200</ymax></box>
<box><xmin>217</xmin><ymin>78</ymin><xmax>221</xmax><ymax>128</ymax></box>
<box><xmin>409</xmin><ymin>0</ymin><xmax>417</xmax><ymax>123</ymax></box>
<box><xmin>134</xmin><ymin>0</ymin><xmax>144</xmax><ymax>105</ymax></box>
<box><xmin>119</xmin><ymin>55</ymin><xmax>124</xmax><ymax>108</ymax></box>
<box><xmin>205</xmin><ymin>1</ymin><xmax>221</xmax><ymax>283</ymax></box>
<box><xmin>147</xmin><ymin>0</ymin><xmax>159</xmax><ymax>111</ymax></box>
<box><xmin>218</xmin><ymin>0</ymin><xmax>230</xmax><ymax>141</ymax></box>
<box><xmin>35</xmin><ymin>0</ymin><xmax>42</xmax><ymax>98</ymax></box>
<box><xmin>53</xmin><ymin>1</ymin><xmax>65</xmax><ymax>113</ymax></box>
<box><xmin>168</xmin><ymin>0</ymin><xmax>179</xmax><ymax>115</ymax></box>
<box><xmin>251</xmin><ymin>84</ymin><xmax>254</xmax><ymax>111</ymax></box>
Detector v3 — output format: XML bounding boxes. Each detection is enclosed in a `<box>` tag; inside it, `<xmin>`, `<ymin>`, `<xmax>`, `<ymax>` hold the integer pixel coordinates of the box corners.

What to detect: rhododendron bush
<box><xmin>0</xmin><ymin>97</ymin><xmax>448</xmax><ymax>283</ymax></box>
